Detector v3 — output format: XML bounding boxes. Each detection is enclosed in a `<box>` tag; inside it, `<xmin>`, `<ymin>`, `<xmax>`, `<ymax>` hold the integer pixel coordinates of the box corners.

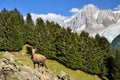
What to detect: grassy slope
<box><xmin>0</xmin><ymin>52</ymin><xmax>101</xmax><ymax>80</ymax></box>
<box><xmin>47</xmin><ymin>60</ymin><xmax>101</xmax><ymax>80</ymax></box>
<box><xmin>0</xmin><ymin>45</ymin><xmax>101</xmax><ymax>80</ymax></box>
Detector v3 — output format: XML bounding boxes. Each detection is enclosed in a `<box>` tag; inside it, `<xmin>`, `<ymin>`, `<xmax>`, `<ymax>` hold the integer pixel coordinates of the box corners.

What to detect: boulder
<box><xmin>58</xmin><ymin>71</ymin><xmax>74</xmax><ymax>80</ymax></box>
<box><xmin>3</xmin><ymin>51</ymin><xmax>15</xmax><ymax>63</ymax></box>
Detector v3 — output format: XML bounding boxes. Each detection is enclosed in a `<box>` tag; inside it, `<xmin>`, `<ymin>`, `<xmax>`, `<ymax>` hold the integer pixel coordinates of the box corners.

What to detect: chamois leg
<box><xmin>33</xmin><ymin>62</ymin><xmax>36</xmax><ymax>68</ymax></box>
<box><xmin>38</xmin><ymin>63</ymin><xmax>40</xmax><ymax>68</ymax></box>
<box><xmin>43</xmin><ymin>62</ymin><xmax>47</xmax><ymax>69</ymax></box>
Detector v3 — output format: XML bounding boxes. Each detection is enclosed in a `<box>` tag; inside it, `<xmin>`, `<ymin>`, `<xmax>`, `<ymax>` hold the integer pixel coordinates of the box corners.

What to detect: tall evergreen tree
<box><xmin>24</xmin><ymin>13</ymin><xmax>35</xmax><ymax>45</ymax></box>
<box><xmin>26</xmin><ymin>13</ymin><xmax>34</xmax><ymax>26</ymax></box>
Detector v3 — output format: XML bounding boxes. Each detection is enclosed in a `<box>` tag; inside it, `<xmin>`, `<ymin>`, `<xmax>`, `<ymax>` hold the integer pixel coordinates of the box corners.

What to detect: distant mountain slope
<box><xmin>90</xmin><ymin>24</ymin><xmax>120</xmax><ymax>43</ymax></box>
<box><xmin>63</xmin><ymin>4</ymin><xmax>120</xmax><ymax>42</ymax></box>
<box><xmin>111</xmin><ymin>34</ymin><xmax>120</xmax><ymax>54</ymax></box>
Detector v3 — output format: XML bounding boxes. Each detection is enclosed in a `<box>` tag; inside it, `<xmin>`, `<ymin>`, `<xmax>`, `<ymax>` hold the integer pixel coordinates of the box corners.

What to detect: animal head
<box><xmin>32</xmin><ymin>48</ymin><xmax>36</xmax><ymax>54</ymax></box>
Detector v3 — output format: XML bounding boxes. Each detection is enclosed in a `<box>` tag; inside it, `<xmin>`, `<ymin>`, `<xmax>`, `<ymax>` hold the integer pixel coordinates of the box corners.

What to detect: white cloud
<box><xmin>114</xmin><ymin>5</ymin><xmax>120</xmax><ymax>10</ymax></box>
<box><xmin>69</xmin><ymin>8</ymin><xmax>80</xmax><ymax>13</ymax></box>
<box><xmin>24</xmin><ymin>13</ymin><xmax>67</xmax><ymax>25</ymax></box>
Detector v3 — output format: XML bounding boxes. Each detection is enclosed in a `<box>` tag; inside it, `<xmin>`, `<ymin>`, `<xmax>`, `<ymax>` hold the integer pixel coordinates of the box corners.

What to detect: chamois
<box><xmin>31</xmin><ymin>48</ymin><xmax>47</xmax><ymax>68</ymax></box>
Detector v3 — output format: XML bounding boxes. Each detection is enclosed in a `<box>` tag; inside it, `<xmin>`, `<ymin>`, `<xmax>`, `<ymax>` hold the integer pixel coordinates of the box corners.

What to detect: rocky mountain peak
<box><xmin>64</xmin><ymin>5</ymin><xmax>120</xmax><ymax>30</ymax></box>
<box><xmin>82</xmin><ymin>4</ymin><xmax>98</xmax><ymax>12</ymax></box>
<box><xmin>63</xmin><ymin>4</ymin><xmax>120</xmax><ymax>42</ymax></box>
<box><xmin>64</xmin><ymin>4</ymin><xmax>100</xmax><ymax>32</ymax></box>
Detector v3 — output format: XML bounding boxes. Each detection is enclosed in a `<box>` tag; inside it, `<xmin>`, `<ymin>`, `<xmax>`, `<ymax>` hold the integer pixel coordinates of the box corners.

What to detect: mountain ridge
<box><xmin>63</xmin><ymin>5</ymin><xmax>120</xmax><ymax>42</ymax></box>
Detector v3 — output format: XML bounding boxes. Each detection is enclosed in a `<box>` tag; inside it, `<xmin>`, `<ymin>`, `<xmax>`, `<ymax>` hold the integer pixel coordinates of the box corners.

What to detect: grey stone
<box><xmin>3</xmin><ymin>51</ymin><xmax>15</xmax><ymax>63</ymax></box>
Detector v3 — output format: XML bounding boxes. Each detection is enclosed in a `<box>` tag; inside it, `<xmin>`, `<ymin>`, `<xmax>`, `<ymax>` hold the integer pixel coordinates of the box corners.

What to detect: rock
<box><xmin>33</xmin><ymin>76</ymin><xmax>40</xmax><ymax>80</ymax></box>
<box><xmin>58</xmin><ymin>71</ymin><xmax>67</xmax><ymax>78</ymax></box>
<box><xmin>58</xmin><ymin>71</ymin><xmax>74</xmax><ymax>80</ymax></box>
<box><xmin>3</xmin><ymin>51</ymin><xmax>15</xmax><ymax>63</ymax></box>
<box><xmin>3</xmin><ymin>72</ymin><xmax>19</xmax><ymax>80</ymax></box>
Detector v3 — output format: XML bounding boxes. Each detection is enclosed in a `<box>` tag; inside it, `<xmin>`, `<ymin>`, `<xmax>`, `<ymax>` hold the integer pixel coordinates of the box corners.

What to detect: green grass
<box><xmin>0</xmin><ymin>52</ymin><xmax>3</xmax><ymax>58</ymax></box>
<box><xmin>47</xmin><ymin>60</ymin><xmax>101</xmax><ymax>80</ymax></box>
<box><xmin>14</xmin><ymin>54</ymin><xmax>33</xmax><ymax>67</ymax></box>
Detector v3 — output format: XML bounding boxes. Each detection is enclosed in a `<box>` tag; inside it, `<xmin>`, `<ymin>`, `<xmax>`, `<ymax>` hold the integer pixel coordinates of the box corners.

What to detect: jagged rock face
<box><xmin>64</xmin><ymin>5</ymin><xmax>99</xmax><ymax>31</ymax></box>
<box><xmin>65</xmin><ymin>5</ymin><xmax>120</xmax><ymax>31</ymax></box>
<box><xmin>64</xmin><ymin>5</ymin><xmax>120</xmax><ymax>42</ymax></box>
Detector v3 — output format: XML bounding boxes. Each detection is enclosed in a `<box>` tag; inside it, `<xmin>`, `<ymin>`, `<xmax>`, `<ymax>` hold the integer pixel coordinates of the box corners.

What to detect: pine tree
<box><xmin>26</xmin><ymin>13</ymin><xmax>34</xmax><ymax>26</ymax></box>
<box><xmin>24</xmin><ymin>13</ymin><xmax>35</xmax><ymax>45</ymax></box>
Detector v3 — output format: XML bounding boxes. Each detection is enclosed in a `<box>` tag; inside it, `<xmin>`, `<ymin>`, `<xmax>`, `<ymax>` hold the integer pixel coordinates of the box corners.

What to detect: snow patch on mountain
<box><xmin>113</xmin><ymin>10</ymin><xmax>120</xmax><ymax>13</ymax></box>
<box><xmin>94</xmin><ymin>10</ymin><xmax>99</xmax><ymax>19</ymax></box>
<box><xmin>90</xmin><ymin>24</ymin><xmax>120</xmax><ymax>43</ymax></box>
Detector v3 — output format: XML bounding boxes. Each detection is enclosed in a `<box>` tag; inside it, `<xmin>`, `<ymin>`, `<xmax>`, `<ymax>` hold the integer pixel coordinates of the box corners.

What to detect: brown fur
<box><xmin>31</xmin><ymin>48</ymin><xmax>47</xmax><ymax>68</ymax></box>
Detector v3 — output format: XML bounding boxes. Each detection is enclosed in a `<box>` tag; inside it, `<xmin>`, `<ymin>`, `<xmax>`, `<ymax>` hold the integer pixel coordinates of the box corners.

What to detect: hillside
<box><xmin>47</xmin><ymin>60</ymin><xmax>101</xmax><ymax>80</ymax></box>
<box><xmin>111</xmin><ymin>34</ymin><xmax>120</xmax><ymax>54</ymax></box>
<box><xmin>0</xmin><ymin>51</ymin><xmax>101</xmax><ymax>80</ymax></box>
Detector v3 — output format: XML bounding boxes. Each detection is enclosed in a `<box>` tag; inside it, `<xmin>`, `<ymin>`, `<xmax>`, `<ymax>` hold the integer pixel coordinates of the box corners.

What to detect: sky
<box><xmin>0</xmin><ymin>0</ymin><xmax>120</xmax><ymax>23</ymax></box>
